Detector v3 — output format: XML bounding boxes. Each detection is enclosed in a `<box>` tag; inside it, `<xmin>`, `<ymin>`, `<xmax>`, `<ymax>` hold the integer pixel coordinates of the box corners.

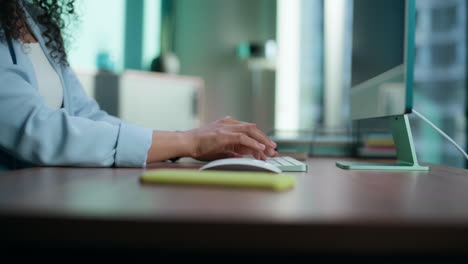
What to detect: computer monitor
<box><xmin>336</xmin><ymin>0</ymin><xmax>429</xmax><ymax>171</ymax></box>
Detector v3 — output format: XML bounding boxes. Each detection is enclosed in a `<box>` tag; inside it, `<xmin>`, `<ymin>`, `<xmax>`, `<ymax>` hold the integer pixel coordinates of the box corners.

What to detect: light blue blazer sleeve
<box><xmin>63</xmin><ymin>66</ymin><xmax>121</xmax><ymax>126</ymax></box>
<box><xmin>0</xmin><ymin>38</ymin><xmax>153</xmax><ymax>169</ymax></box>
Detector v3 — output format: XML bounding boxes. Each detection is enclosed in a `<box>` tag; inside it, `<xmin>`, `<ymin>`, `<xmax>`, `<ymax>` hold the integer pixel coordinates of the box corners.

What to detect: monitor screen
<box><xmin>349</xmin><ymin>0</ymin><xmax>414</xmax><ymax>120</ymax></box>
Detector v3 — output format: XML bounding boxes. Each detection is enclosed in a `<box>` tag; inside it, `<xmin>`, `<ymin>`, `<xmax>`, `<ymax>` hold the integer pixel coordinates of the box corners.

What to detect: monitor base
<box><xmin>336</xmin><ymin>114</ymin><xmax>430</xmax><ymax>171</ymax></box>
<box><xmin>336</xmin><ymin>161</ymin><xmax>429</xmax><ymax>171</ymax></box>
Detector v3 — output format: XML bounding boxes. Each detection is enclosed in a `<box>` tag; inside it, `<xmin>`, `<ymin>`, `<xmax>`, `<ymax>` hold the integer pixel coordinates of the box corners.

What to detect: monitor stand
<box><xmin>336</xmin><ymin>114</ymin><xmax>430</xmax><ymax>171</ymax></box>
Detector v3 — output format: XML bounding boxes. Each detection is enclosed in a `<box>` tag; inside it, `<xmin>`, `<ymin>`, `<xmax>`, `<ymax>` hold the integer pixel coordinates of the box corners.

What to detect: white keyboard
<box><xmin>266</xmin><ymin>156</ymin><xmax>308</xmax><ymax>172</ymax></box>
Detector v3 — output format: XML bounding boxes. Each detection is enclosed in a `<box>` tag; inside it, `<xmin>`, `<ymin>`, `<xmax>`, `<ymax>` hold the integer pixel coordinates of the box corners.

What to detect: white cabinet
<box><xmin>120</xmin><ymin>71</ymin><xmax>205</xmax><ymax>131</ymax></box>
<box><xmin>75</xmin><ymin>69</ymin><xmax>205</xmax><ymax>131</ymax></box>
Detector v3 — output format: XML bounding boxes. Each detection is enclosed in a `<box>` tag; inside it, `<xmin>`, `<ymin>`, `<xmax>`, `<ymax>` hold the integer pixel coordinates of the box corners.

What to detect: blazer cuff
<box><xmin>115</xmin><ymin>122</ymin><xmax>153</xmax><ymax>167</ymax></box>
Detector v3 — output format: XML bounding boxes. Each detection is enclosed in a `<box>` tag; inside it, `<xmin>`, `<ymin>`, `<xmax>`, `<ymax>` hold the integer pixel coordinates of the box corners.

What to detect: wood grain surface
<box><xmin>0</xmin><ymin>158</ymin><xmax>467</xmax><ymax>255</ymax></box>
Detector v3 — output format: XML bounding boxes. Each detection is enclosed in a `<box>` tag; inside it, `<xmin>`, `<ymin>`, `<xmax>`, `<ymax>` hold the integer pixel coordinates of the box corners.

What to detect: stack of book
<box><xmin>358</xmin><ymin>133</ymin><xmax>396</xmax><ymax>158</ymax></box>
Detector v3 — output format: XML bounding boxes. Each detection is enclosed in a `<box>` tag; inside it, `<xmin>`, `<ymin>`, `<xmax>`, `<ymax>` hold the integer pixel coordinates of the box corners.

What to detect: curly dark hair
<box><xmin>0</xmin><ymin>0</ymin><xmax>75</xmax><ymax>66</ymax></box>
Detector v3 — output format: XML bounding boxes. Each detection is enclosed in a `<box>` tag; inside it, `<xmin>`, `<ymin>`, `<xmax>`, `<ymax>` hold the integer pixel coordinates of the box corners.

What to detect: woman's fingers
<box><xmin>220</xmin><ymin>119</ymin><xmax>277</xmax><ymax>159</ymax></box>
<box><xmin>224</xmin><ymin>133</ymin><xmax>274</xmax><ymax>160</ymax></box>
<box><xmin>220</xmin><ymin>116</ymin><xmax>276</xmax><ymax>149</ymax></box>
<box><xmin>265</xmin><ymin>147</ymin><xmax>278</xmax><ymax>157</ymax></box>
<box><xmin>271</xmin><ymin>148</ymin><xmax>279</xmax><ymax>157</ymax></box>
<box><xmin>226</xmin><ymin>132</ymin><xmax>265</xmax><ymax>152</ymax></box>
<box><xmin>232</xmin><ymin>145</ymin><xmax>255</xmax><ymax>155</ymax></box>
<box><xmin>225</xmin><ymin>123</ymin><xmax>276</xmax><ymax>149</ymax></box>
<box><xmin>253</xmin><ymin>152</ymin><xmax>260</xmax><ymax>160</ymax></box>
<box><xmin>253</xmin><ymin>151</ymin><xmax>267</xmax><ymax>160</ymax></box>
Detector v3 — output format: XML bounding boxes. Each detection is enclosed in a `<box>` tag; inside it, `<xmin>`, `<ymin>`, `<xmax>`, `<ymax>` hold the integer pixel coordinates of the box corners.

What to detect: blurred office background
<box><xmin>67</xmin><ymin>0</ymin><xmax>467</xmax><ymax>169</ymax></box>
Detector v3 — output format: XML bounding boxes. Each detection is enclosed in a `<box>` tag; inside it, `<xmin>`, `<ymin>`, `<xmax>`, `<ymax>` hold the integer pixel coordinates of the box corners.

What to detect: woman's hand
<box><xmin>183</xmin><ymin>116</ymin><xmax>278</xmax><ymax>161</ymax></box>
<box><xmin>146</xmin><ymin>116</ymin><xmax>278</xmax><ymax>164</ymax></box>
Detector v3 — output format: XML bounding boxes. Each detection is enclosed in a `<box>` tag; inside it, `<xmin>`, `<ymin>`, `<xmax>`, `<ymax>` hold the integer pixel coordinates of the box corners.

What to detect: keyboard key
<box><xmin>266</xmin><ymin>156</ymin><xmax>307</xmax><ymax>172</ymax></box>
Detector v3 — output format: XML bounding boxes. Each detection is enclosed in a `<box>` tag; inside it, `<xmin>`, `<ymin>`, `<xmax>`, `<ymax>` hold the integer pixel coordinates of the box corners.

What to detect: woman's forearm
<box><xmin>146</xmin><ymin>131</ymin><xmax>192</xmax><ymax>164</ymax></box>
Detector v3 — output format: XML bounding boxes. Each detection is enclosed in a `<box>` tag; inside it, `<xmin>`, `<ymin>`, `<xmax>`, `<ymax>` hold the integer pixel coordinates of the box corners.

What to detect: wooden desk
<box><xmin>0</xmin><ymin>158</ymin><xmax>468</xmax><ymax>257</ymax></box>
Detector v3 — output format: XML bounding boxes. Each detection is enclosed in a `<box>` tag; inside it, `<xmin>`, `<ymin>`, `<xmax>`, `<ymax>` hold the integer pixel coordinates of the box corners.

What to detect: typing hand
<box><xmin>183</xmin><ymin>116</ymin><xmax>278</xmax><ymax>161</ymax></box>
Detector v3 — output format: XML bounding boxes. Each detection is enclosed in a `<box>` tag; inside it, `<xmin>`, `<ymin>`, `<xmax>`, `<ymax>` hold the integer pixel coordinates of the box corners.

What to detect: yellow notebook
<box><xmin>140</xmin><ymin>169</ymin><xmax>295</xmax><ymax>191</ymax></box>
